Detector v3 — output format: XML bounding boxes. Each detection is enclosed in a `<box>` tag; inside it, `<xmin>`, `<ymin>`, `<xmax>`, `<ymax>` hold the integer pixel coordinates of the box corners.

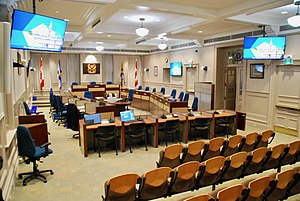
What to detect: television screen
<box><xmin>170</xmin><ymin>62</ymin><xmax>182</xmax><ymax>76</ymax></box>
<box><xmin>10</xmin><ymin>9</ymin><xmax>67</xmax><ymax>52</ymax></box>
<box><xmin>243</xmin><ymin>37</ymin><xmax>286</xmax><ymax>60</ymax></box>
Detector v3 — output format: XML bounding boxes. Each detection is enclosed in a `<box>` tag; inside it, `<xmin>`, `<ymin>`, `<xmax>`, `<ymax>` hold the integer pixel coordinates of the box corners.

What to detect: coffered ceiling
<box><xmin>6</xmin><ymin>0</ymin><xmax>297</xmax><ymax>52</ymax></box>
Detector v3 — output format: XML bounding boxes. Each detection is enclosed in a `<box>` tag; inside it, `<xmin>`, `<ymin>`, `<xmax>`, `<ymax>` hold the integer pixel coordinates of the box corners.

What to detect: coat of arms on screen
<box><xmin>83</xmin><ymin>63</ymin><xmax>100</xmax><ymax>74</ymax></box>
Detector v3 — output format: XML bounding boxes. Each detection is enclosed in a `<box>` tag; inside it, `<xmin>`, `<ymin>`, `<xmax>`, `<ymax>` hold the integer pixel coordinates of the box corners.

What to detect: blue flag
<box><xmin>57</xmin><ymin>60</ymin><xmax>62</xmax><ymax>89</ymax></box>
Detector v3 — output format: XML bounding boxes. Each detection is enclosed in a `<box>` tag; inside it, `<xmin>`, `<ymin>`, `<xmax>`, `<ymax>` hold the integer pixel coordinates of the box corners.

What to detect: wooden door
<box><xmin>225</xmin><ymin>67</ymin><xmax>236</xmax><ymax>110</ymax></box>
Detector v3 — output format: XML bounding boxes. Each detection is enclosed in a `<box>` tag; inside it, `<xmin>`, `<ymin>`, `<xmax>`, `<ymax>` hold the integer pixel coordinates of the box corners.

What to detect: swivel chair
<box><xmin>183</xmin><ymin>92</ymin><xmax>189</xmax><ymax>102</ymax></box>
<box><xmin>128</xmin><ymin>89</ymin><xmax>134</xmax><ymax>101</ymax></box>
<box><xmin>144</xmin><ymin>86</ymin><xmax>150</xmax><ymax>91</ymax></box>
<box><xmin>191</xmin><ymin>97</ymin><xmax>198</xmax><ymax>111</ymax></box>
<box><xmin>137</xmin><ymin>85</ymin><xmax>143</xmax><ymax>90</ymax></box>
<box><xmin>72</xmin><ymin>82</ymin><xmax>79</xmax><ymax>85</ymax></box>
<box><xmin>84</xmin><ymin>91</ymin><xmax>93</xmax><ymax>99</ymax></box>
<box><xmin>90</xmin><ymin>81</ymin><xmax>96</xmax><ymax>85</ymax></box>
<box><xmin>23</xmin><ymin>101</ymin><xmax>32</xmax><ymax>115</ymax></box>
<box><xmin>178</xmin><ymin>91</ymin><xmax>184</xmax><ymax>101</ymax></box>
<box><xmin>16</xmin><ymin>126</ymin><xmax>53</xmax><ymax>186</ymax></box>
<box><xmin>152</xmin><ymin>88</ymin><xmax>156</xmax><ymax>93</ymax></box>
<box><xmin>170</xmin><ymin>89</ymin><xmax>177</xmax><ymax>98</ymax></box>
<box><xmin>160</xmin><ymin>87</ymin><xmax>166</xmax><ymax>94</ymax></box>
<box><xmin>106</xmin><ymin>81</ymin><xmax>113</xmax><ymax>84</ymax></box>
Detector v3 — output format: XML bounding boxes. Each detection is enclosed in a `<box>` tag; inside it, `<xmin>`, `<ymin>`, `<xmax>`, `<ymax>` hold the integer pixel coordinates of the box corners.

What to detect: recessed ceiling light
<box><xmin>124</xmin><ymin>16</ymin><xmax>129</xmax><ymax>19</ymax></box>
<box><xmin>281</xmin><ymin>11</ymin><xmax>288</xmax><ymax>14</ymax></box>
<box><xmin>56</xmin><ymin>10</ymin><xmax>59</xmax><ymax>14</ymax></box>
<box><xmin>96</xmin><ymin>42</ymin><xmax>103</xmax><ymax>44</ymax></box>
<box><xmin>155</xmin><ymin>19</ymin><xmax>160</xmax><ymax>22</ymax></box>
<box><xmin>107</xmin><ymin>35</ymin><xmax>111</xmax><ymax>37</ymax></box>
<box><xmin>97</xmin><ymin>31</ymin><xmax>103</xmax><ymax>34</ymax></box>
<box><xmin>136</xmin><ymin>5</ymin><xmax>150</xmax><ymax>11</ymax></box>
<box><xmin>198</xmin><ymin>30</ymin><xmax>203</xmax><ymax>33</ymax></box>
<box><xmin>64</xmin><ymin>19</ymin><xmax>69</xmax><ymax>22</ymax></box>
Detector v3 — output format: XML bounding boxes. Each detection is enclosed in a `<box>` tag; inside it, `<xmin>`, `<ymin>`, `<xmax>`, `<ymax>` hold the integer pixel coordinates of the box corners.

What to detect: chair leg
<box><xmin>129</xmin><ymin>137</ymin><xmax>133</xmax><ymax>153</ymax></box>
<box><xmin>97</xmin><ymin>139</ymin><xmax>101</xmax><ymax>157</ymax></box>
<box><xmin>114</xmin><ymin>137</ymin><xmax>118</xmax><ymax>156</ymax></box>
<box><xmin>145</xmin><ymin>133</ymin><xmax>148</xmax><ymax>151</ymax></box>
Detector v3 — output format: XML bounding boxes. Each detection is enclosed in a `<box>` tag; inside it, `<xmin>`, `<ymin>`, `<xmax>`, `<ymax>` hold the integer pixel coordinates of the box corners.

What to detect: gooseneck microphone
<box><xmin>137</xmin><ymin>110</ymin><xmax>144</xmax><ymax>121</ymax></box>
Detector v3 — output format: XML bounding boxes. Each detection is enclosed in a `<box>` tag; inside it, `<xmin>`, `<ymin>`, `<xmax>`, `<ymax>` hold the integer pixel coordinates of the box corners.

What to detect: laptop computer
<box><xmin>84</xmin><ymin>113</ymin><xmax>101</xmax><ymax>125</ymax></box>
<box><xmin>120</xmin><ymin>110</ymin><xmax>136</xmax><ymax>122</ymax></box>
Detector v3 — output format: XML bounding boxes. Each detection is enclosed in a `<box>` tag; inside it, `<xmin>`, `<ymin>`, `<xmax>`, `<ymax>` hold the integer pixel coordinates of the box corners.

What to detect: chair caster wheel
<box><xmin>23</xmin><ymin>183</ymin><xmax>26</xmax><ymax>186</ymax></box>
<box><xmin>50</xmin><ymin>171</ymin><xmax>54</xmax><ymax>175</ymax></box>
<box><xmin>44</xmin><ymin>180</ymin><xmax>47</xmax><ymax>183</ymax></box>
<box><xmin>18</xmin><ymin>175</ymin><xmax>22</xmax><ymax>179</ymax></box>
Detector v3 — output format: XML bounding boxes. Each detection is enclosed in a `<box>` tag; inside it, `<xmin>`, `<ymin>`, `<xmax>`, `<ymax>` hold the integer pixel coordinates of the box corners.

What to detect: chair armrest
<box><xmin>40</xmin><ymin>142</ymin><xmax>51</xmax><ymax>155</ymax></box>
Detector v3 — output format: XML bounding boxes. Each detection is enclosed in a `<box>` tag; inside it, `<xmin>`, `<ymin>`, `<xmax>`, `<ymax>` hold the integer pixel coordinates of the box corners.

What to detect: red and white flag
<box><xmin>40</xmin><ymin>57</ymin><xmax>44</xmax><ymax>90</ymax></box>
<box><xmin>134</xmin><ymin>59</ymin><xmax>138</xmax><ymax>88</ymax></box>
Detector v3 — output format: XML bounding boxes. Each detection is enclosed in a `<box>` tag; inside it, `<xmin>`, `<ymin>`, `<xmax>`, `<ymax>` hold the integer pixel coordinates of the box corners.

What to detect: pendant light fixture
<box><xmin>96</xmin><ymin>44</ymin><xmax>104</xmax><ymax>51</ymax></box>
<box><xmin>288</xmin><ymin>0</ymin><xmax>300</xmax><ymax>27</ymax></box>
<box><xmin>158</xmin><ymin>37</ymin><xmax>167</xmax><ymax>50</ymax></box>
<box><xmin>136</xmin><ymin>18</ymin><xmax>149</xmax><ymax>37</ymax></box>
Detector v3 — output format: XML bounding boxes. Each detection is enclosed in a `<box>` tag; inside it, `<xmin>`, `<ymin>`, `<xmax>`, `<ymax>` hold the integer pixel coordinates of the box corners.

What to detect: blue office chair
<box><xmin>16</xmin><ymin>126</ymin><xmax>53</xmax><ymax>186</ymax></box>
<box><xmin>192</xmin><ymin>97</ymin><xmax>199</xmax><ymax>111</ymax></box>
<box><xmin>23</xmin><ymin>101</ymin><xmax>32</xmax><ymax>115</ymax></box>
<box><xmin>90</xmin><ymin>81</ymin><xmax>96</xmax><ymax>85</ymax></box>
<box><xmin>152</xmin><ymin>88</ymin><xmax>156</xmax><ymax>93</ymax></box>
<box><xmin>84</xmin><ymin>91</ymin><xmax>93</xmax><ymax>99</ymax></box>
<box><xmin>178</xmin><ymin>91</ymin><xmax>184</xmax><ymax>101</ymax></box>
<box><xmin>72</xmin><ymin>82</ymin><xmax>78</xmax><ymax>85</ymax></box>
<box><xmin>128</xmin><ymin>89</ymin><xmax>134</xmax><ymax>101</ymax></box>
<box><xmin>160</xmin><ymin>87</ymin><xmax>165</xmax><ymax>94</ymax></box>
<box><xmin>170</xmin><ymin>89</ymin><xmax>177</xmax><ymax>98</ymax></box>
<box><xmin>183</xmin><ymin>92</ymin><xmax>189</xmax><ymax>102</ymax></box>
<box><xmin>145</xmin><ymin>86</ymin><xmax>150</xmax><ymax>91</ymax></box>
<box><xmin>106</xmin><ymin>81</ymin><xmax>113</xmax><ymax>84</ymax></box>
<box><xmin>137</xmin><ymin>85</ymin><xmax>142</xmax><ymax>90</ymax></box>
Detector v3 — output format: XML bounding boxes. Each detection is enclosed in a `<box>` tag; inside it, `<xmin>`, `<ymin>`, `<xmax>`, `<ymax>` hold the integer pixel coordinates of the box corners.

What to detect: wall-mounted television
<box><xmin>170</xmin><ymin>62</ymin><xmax>182</xmax><ymax>76</ymax></box>
<box><xmin>243</xmin><ymin>36</ymin><xmax>286</xmax><ymax>60</ymax></box>
<box><xmin>10</xmin><ymin>9</ymin><xmax>67</xmax><ymax>52</ymax></box>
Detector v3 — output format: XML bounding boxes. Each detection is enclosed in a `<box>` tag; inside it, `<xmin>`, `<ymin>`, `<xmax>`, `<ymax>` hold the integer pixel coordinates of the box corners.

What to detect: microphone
<box><xmin>188</xmin><ymin>108</ymin><xmax>194</xmax><ymax>116</ymax></box>
<box><xmin>108</xmin><ymin>111</ymin><xmax>114</xmax><ymax>123</ymax></box>
<box><xmin>136</xmin><ymin>110</ymin><xmax>144</xmax><ymax>121</ymax></box>
<box><xmin>161</xmin><ymin>111</ymin><xmax>167</xmax><ymax>119</ymax></box>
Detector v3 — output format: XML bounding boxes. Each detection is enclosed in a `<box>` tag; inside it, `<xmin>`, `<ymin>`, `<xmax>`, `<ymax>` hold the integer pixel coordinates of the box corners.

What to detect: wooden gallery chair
<box><xmin>244</xmin><ymin>147</ymin><xmax>269</xmax><ymax>176</ymax></box>
<box><xmin>281</xmin><ymin>140</ymin><xmax>300</xmax><ymax>166</ymax></box>
<box><xmin>197</xmin><ymin>156</ymin><xmax>226</xmax><ymax>190</ymax></box>
<box><xmin>169</xmin><ymin>161</ymin><xmax>201</xmax><ymax>194</ymax></box>
<box><xmin>102</xmin><ymin>173</ymin><xmax>139</xmax><ymax>201</ymax></box>
<box><xmin>213</xmin><ymin>184</ymin><xmax>246</xmax><ymax>201</ymax></box>
<box><xmin>264</xmin><ymin>169</ymin><xmax>296</xmax><ymax>201</ymax></box>
<box><xmin>221</xmin><ymin>152</ymin><xmax>250</xmax><ymax>182</ymax></box>
<box><xmin>202</xmin><ymin>137</ymin><xmax>225</xmax><ymax>161</ymax></box>
<box><xmin>263</xmin><ymin>144</ymin><xmax>286</xmax><ymax>172</ymax></box>
<box><xmin>287</xmin><ymin>167</ymin><xmax>300</xmax><ymax>198</ymax></box>
<box><xmin>157</xmin><ymin>144</ymin><xmax>184</xmax><ymax>168</ymax></box>
<box><xmin>138</xmin><ymin>167</ymin><xmax>172</xmax><ymax>200</ymax></box>
<box><xmin>255</xmin><ymin>130</ymin><xmax>275</xmax><ymax>148</ymax></box>
<box><xmin>190</xmin><ymin>117</ymin><xmax>212</xmax><ymax>140</ymax></box>
<box><xmin>221</xmin><ymin>135</ymin><xmax>243</xmax><ymax>157</ymax></box>
<box><xmin>182</xmin><ymin>141</ymin><xmax>207</xmax><ymax>163</ymax></box>
<box><xmin>94</xmin><ymin>125</ymin><xmax>118</xmax><ymax>157</ymax></box>
<box><xmin>242</xmin><ymin>176</ymin><xmax>273</xmax><ymax>201</ymax></box>
<box><xmin>239</xmin><ymin>132</ymin><xmax>261</xmax><ymax>152</ymax></box>
<box><xmin>184</xmin><ymin>194</ymin><xmax>215</xmax><ymax>201</ymax></box>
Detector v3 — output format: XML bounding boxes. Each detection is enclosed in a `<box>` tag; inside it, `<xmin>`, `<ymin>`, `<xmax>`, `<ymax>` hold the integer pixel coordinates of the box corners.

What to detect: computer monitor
<box><xmin>84</xmin><ymin>113</ymin><xmax>101</xmax><ymax>125</ymax></box>
<box><xmin>120</xmin><ymin>110</ymin><xmax>135</xmax><ymax>122</ymax></box>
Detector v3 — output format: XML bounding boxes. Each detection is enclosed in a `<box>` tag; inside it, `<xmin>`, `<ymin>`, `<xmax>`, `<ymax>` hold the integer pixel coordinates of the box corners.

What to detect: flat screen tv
<box><xmin>170</xmin><ymin>62</ymin><xmax>182</xmax><ymax>76</ymax></box>
<box><xmin>243</xmin><ymin>36</ymin><xmax>286</xmax><ymax>60</ymax></box>
<box><xmin>10</xmin><ymin>9</ymin><xmax>67</xmax><ymax>52</ymax></box>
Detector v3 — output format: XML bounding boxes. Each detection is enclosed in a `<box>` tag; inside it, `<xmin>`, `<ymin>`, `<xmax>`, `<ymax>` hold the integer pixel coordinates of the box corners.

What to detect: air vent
<box><xmin>62</xmin><ymin>47</ymin><xmax>151</xmax><ymax>54</ymax></box>
<box><xmin>279</xmin><ymin>25</ymin><xmax>300</xmax><ymax>32</ymax></box>
<box><xmin>92</xmin><ymin>18</ymin><xmax>101</xmax><ymax>29</ymax></box>
<box><xmin>170</xmin><ymin>42</ymin><xmax>196</xmax><ymax>50</ymax></box>
<box><xmin>204</xmin><ymin>30</ymin><xmax>265</xmax><ymax>45</ymax></box>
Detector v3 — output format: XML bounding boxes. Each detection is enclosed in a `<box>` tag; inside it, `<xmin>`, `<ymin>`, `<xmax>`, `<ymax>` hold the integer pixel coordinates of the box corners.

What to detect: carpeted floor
<box><xmin>10</xmin><ymin>107</ymin><xmax>300</xmax><ymax>201</ymax></box>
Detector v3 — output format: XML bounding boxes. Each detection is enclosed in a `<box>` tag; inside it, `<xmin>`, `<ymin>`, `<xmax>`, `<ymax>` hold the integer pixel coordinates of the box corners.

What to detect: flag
<box><xmin>120</xmin><ymin>62</ymin><xmax>125</xmax><ymax>88</ymax></box>
<box><xmin>57</xmin><ymin>60</ymin><xmax>62</xmax><ymax>89</ymax></box>
<box><xmin>39</xmin><ymin>57</ymin><xmax>44</xmax><ymax>90</ymax></box>
<box><xmin>134</xmin><ymin>59</ymin><xmax>138</xmax><ymax>88</ymax></box>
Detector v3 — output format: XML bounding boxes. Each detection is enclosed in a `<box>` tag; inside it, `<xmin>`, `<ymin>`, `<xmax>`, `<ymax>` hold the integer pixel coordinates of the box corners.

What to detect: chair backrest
<box><xmin>248</xmin><ymin>176</ymin><xmax>273</xmax><ymax>198</ymax></box>
<box><xmin>187</xmin><ymin>141</ymin><xmax>206</xmax><ymax>157</ymax></box>
<box><xmin>217</xmin><ymin>184</ymin><xmax>246</xmax><ymax>201</ymax></box>
<box><xmin>261</xmin><ymin>130</ymin><xmax>275</xmax><ymax>143</ymax></box>
<box><xmin>176</xmin><ymin>161</ymin><xmax>200</xmax><ymax>180</ymax></box>
<box><xmin>271</xmin><ymin>144</ymin><xmax>286</xmax><ymax>159</ymax></box>
<box><xmin>144</xmin><ymin>86</ymin><xmax>150</xmax><ymax>91</ymax></box>
<box><xmin>245</xmin><ymin>132</ymin><xmax>260</xmax><ymax>145</ymax></box>
<box><xmin>228</xmin><ymin>151</ymin><xmax>249</xmax><ymax>169</ymax></box>
<box><xmin>90</xmin><ymin>81</ymin><xmax>96</xmax><ymax>85</ymax></box>
<box><xmin>170</xmin><ymin>89</ymin><xmax>177</xmax><ymax>98</ymax></box>
<box><xmin>152</xmin><ymin>88</ymin><xmax>156</xmax><ymax>93</ymax></box>
<box><xmin>96</xmin><ymin>125</ymin><xmax>116</xmax><ymax>136</ymax></box>
<box><xmin>72</xmin><ymin>81</ymin><xmax>79</xmax><ymax>85</ymax></box>
<box><xmin>104</xmin><ymin>173</ymin><xmax>139</xmax><ymax>200</ymax></box>
<box><xmin>227</xmin><ymin>135</ymin><xmax>243</xmax><ymax>148</ymax></box>
<box><xmin>165</xmin><ymin>119</ymin><xmax>179</xmax><ymax>131</ymax></box>
<box><xmin>276</xmin><ymin>169</ymin><xmax>296</xmax><ymax>190</ymax></box>
<box><xmin>129</xmin><ymin>122</ymin><xmax>146</xmax><ymax>136</ymax></box>
<box><xmin>50</xmin><ymin>89</ymin><xmax>55</xmax><ymax>107</ymax></box>
<box><xmin>288</xmin><ymin>140</ymin><xmax>300</xmax><ymax>155</ymax></box>
<box><xmin>160</xmin><ymin>87</ymin><xmax>165</xmax><ymax>94</ymax></box>
<box><xmin>128</xmin><ymin>89</ymin><xmax>134</xmax><ymax>101</ymax></box>
<box><xmin>183</xmin><ymin>92</ymin><xmax>189</xmax><ymax>102</ymax></box>
<box><xmin>143</xmin><ymin>167</ymin><xmax>171</xmax><ymax>187</ymax></box>
<box><xmin>23</xmin><ymin>101</ymin><xmax>32</xmax><ymax>115</ymax></box>
<box><xmin>178</xmin><ymin>91</ymin><xmax>184</xmax><ymax>101</ymax></box>
<box><xmin>193</xmin><ymin>117</ymin><xmax>212</xmax><ymax>127</ymax></box>
<box><xmin>106</xmin><ymin>81</ymin><xmax>113</xmax><ymax>84</ymax></box>
<box><xmin>184</xmin><ymin>194</ymin><xmax>215</xmax><ymax>201</ymax></box>
<box><xmin>204</xmin><ymin>156</ymin><xmax>226</xmax><ymax>174</ymax></box>
<box><xmin>251</xmin><ymin>147</ymin><xmax>269</xmax><ymax>163</ymax></box>
<box><xmin>164</xmin><ymin>144</ymin><xmax>184</xmax><ymax>160</ymax></box>
<box><xmin>137</xmin><ymin>85</ymin><xmax>142</xmax><ymax>90</ymax></box>
<box><xmin>208</xmin><ymin>137</ymin><xmax>225</xmax><ymax>152</ymax></box>
<box><xmin>16</xmin><ymin>126</ymin><xmax>36</xmax><ymax>157</ymax></box>
<box><xmin>192</xmin><ymin>97</ymin><xmax>198</xmax><ymax>111</ymax></box>
<box><xmin>84</xmin><ymin>91</ymin><xmax>93</xmax><ymax>99</ymax></box>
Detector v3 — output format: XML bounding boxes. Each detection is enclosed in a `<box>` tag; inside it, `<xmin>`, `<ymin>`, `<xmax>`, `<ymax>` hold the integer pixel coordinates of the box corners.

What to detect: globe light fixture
<box><xmin>136</xmin><ymin>18</ymin><xmax>149</xmax><ymax>37</ymax></box>
<box><xmin>96</xmin><ymin>45</ymin><xmax>104</xmax><ymax>51</ymax></box>
<box><xmin>158</xmin><ymin>42</ymin><xmax>167</xmax><ymax>50</ymax></box>
<box><xmin>288</xmin><ymin>1</ymin><xmax>300</xmax><ymax>27</ymax></box>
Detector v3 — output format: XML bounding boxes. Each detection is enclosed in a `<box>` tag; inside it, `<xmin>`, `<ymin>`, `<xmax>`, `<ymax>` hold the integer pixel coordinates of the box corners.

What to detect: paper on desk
<box><xmin>101</xmin><ymin>120</ymin><xmax>109</xmax><ymax>124</ymax></box>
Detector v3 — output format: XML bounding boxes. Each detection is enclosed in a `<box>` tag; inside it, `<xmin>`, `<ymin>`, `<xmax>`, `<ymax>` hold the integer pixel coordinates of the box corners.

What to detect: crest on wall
<box><xmin>83</xmin><ymin>63</ymin><xmax>100</xmax><ymax>74</ymax></box>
